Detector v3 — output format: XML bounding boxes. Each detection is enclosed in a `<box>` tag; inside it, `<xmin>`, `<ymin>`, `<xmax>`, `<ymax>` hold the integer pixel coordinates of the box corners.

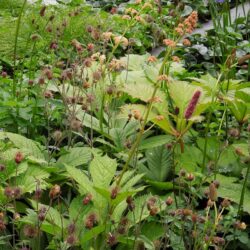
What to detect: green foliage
<box><xmin>140</xmin><ymin>145</ymin><xmax>173</xmax><ymax>182</ymax></box>
<box><xmin>0</xmin><ymin>0</ymin><xmax>249</xmax><ymax>249</ymax></box>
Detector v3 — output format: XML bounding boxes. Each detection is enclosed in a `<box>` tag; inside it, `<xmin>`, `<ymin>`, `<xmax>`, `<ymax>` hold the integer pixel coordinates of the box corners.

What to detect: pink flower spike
<box><xmin>184</xmin><ymin>91</ymin><xmax>201</xmax><ymax>119</ymax></box>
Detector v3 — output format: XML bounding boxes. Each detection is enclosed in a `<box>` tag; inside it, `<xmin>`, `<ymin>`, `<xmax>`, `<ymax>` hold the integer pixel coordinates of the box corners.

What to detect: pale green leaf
<box><xmin>89</xmin><ymin>153</ymin><xmax>117</xmax><ymax>188</ymax></box>
<box><xmin>0</xmin><ymin>132</ymin><xmax>45</xmax><ymax>159</ymax></box>
<box><xmin>57</xmin><ymin>147</ymin><xmax>92</xmax><ymax>167</ymax></box>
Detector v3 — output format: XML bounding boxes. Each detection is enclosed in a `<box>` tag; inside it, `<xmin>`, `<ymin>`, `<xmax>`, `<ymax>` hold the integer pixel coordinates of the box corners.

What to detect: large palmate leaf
<box><xmin>190</xmin><ymin>74</ymin><xmax>218</xmax><ymax>95</ymax></box>
<box><xmin>119</xmin><ymin>104</ymin><xmax>174</xmax><ymax>134</ymax></box>
<box><xmin>0</xmin><ymin>131</ymin><xmax>45</xmax><ymax>159</ymax></box>
<box><xmin>122</xmin><ymin>80</ymin><xmax>168</xmax><ymax>115</ymax></box>
<box><xmin>169</xmin><ymin>81</ymin><xmax>204</xmax><ymax>116</ymax></box>
<box><xmin>140</xmin><ymin>145</ymin><xmax>173</xmax><ymax>182</ymax></box>
<box><xmin>119</xmin><ymin>104</ymin><xmax>158</xmax><ymax>121</ymax></box>
<box><xmin>120</xmin><ymin>54</ymin><xmax>149</xmax><ymax>70</ymax></box>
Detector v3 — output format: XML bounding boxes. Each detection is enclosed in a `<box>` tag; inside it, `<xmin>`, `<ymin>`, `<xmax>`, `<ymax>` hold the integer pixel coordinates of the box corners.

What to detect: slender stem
<box><xmin>237</xmin><ymin>135</ymin><xmax>250</xmax><ymax>218</ymax></box>
<box><xmin>116</xmin><ymin>85</ymin><xmax>159</xmax><ymax>186</ymax></box>
<box><xmin>13</xmin><ymin>0</ymin><xmax>27</xmax><ymax>97</ymax></box>
<box><xmin>201</xmin><ymin>73</ymin><xmax>223</xmax><ymax>173</ymax></box>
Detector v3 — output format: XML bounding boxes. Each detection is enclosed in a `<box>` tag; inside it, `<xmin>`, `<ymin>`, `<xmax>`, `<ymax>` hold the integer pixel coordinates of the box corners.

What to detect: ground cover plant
<box><xmin>0</xmin><ymin>0</ymin><xmax>249</xmax><ymax>249</ymax></box>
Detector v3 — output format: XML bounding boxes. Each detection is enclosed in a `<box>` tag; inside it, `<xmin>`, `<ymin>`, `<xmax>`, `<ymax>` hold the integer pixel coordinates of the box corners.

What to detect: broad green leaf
<box><xmin>139</xmin><ymin>135</ymin><xmax>172</xmax><ymax>150</ymax></box>
<box><xmin>69</xmin><ymin>196</ymin><xmax>92</xmax><ymax>230</ymax></box>
<box><xmin>73</xmin><ymin>105</ymin><xmax>109</xmax><ymax>135</ymax></box>
<box><xmin>119</xmin><ymin>104</ymin><xmax>158</xmax><ymax>121</ymax></box>
<box><xmin>228</xmin><ymin>101</ymin><xmax>249</xmax><ymax>123</ymax></box>
<box><xmin>141</xmin><ymin>222</ymin><xmax>165</xmax><ymax>241</ymax></box>
<box><xmin>89</xmin><ymin>153</ymin><xmax>117</xmax><ymax>188</ymax></box>
<box><xmin>141</xmin><ymin>145</ymin><xmax>173</xmax><ymax>182</ymax></box>
<box><xmin>169</xmin><ymin>81</ymin><xmax>204</xmax><ymax>116</ymax></box>
<box><xmin>57</xmin><ymin>147</ymin><xmax>92</xmax><ymax>167</ymax></box>
<box><xmin>65</xmin><ymin>164</ymin><xmax>94</xmax><ymax>195</ymax></box>
<box><xmin>109</xmin><ymin>128</ymin><xmax>126</xmax><ymax>151</ymax></box>
<box><xmin>16</xmin><ymin>164</ymin><xmax>50</xmax><ymax>193</ymax></box>
<box><xmin>0</xmin><ymin>132</ymin><xmax>45</xmax><ymax>159</ymax></box>
<box><xmin>216</xmin><ymin>174</ymin><xmax>250</xmax><ymax>213</ymax></box>
<box><xmin>232</xmin><ymin>143</ymin><xmax>250</xmax><ymax>157</ymax></box>
<box><xmin>80</xmin><ymin>225</ymin><xmax>105</xmax><ymax>245</ymax></box>
<box><xmin>126</xmin><ymin>194</ymin><xmax>165</xmax><ymax>224</ymax></box>
<box><xmin>122</xmin><ymin>80</ymin><xmax>168</xmax><ymax>115</ymax></box>
<box><xmin>120</xmin><ymin>54</ymin><xmax>149</xmax><ymax>70</ymax></box>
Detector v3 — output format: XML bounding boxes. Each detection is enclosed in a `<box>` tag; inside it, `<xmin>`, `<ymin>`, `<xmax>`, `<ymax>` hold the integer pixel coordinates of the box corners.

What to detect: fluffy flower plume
<box><xmin>184</xmin><ymin>90</ymin><xmax>201</xmax><ymax>119</ymax></box>
<box><xmin>175</xmin><ymin>11</ymin><xmax>198</xmax><ymax>35</ymax></box>
<box><xmin>163</xmin><ymin>39</ymin><xmax>176</xmax><ymax>48</ymax></box>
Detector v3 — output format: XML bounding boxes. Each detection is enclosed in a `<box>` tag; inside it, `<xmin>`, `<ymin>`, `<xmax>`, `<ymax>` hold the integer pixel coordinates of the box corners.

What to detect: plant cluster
<box><xmin>0</xmin><ymin>0</ymin><xmax>249</xmax><ymax>249</ymax></box>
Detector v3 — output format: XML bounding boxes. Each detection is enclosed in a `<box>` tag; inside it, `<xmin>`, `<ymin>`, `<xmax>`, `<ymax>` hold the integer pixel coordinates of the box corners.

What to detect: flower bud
<box><xmin>221</xmin><ymin>198</ymin><xmax>230</xmax><ymax>208</ymax></box>
<box><xmin>39</xmin><ymin>6</ymin><xmax>46</xmax><ymax>17</ymax></box>
<box><xmin>66</xmin><ymin>235</ymin><xmax>77</xmax><ymax>245</ymax></box>
<box><xmin>14</xmin><ymin>212</ymin><xmax>20</xmax><ymax>221</ymax></box>
<box><xmin>234</xmin><ymin>221</ymin><xmax>247</xmax><ymax>230</ymax></box>
<box><xmin>207</xmin><ymin>199</ymin><xmax>214</xmax><ymax>207</ymax></box>
<box><xmin>52</xmin><ymin>130</ymin><xmax>62</xmax><ymax>142</ymax></box>
<box><xmin>208</xmin><ymin>183</ymin><xmax>217</xmax><ymax>201</ymax></box>
<box><xmin>0</xmin><ymin>164</ymin><xmax>5</xmax><ymax>172</ymax></box>
<box><xmin>213</xmin><ymin>180</ymin><xmax>220</xmax><ymax>188</ymax></box>
<box><xmin>107</xmin><ymin>232</ymin><xmax>117</xmax><ymax>246</ymax></box>
<box><xmin>67</xmin><ymin>222</ymin><xmax>76</xmax><ymax>234</ymax></box>
<box><xmin>186</xmin><ymin>173</ymin><xmax>195</xmax><ymax>181</ymax></box>
<box><xmin>49</xmin><ymin>184</ymin><xmax>61</xmax><ymax>199</ymax></box>
<box><xmin>165</xmin><ymin>196</ymin><xmax>173</xmax><ymax>206</ymax></box>
<box><xmin>1</xmin><ymin>71</ymin><xmax>7</xmax><ymax>78</ymax></box>
<box><xmin>15</xmin><ymin>152</ymin><xmax>24</xmax><ymax>164</ymax></box>
<box><xmin>82</xmin><ymin>193</ymin><xmax>92</xmax><ymax>205</ymax></box>
<box><xmin>111</xmin><ymin>186</ymin><xmax>119</xmax><ymax>199</ymax></box>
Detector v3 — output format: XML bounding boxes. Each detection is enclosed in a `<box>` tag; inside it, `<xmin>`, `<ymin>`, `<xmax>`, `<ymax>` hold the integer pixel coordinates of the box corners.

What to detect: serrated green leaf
<box><xmin>89</xmin><ymin>153</ymin><xmax>117</xmax><ymax>188</ymax></box>
<box><xmin>139</xmin><ymin>135</ymin><xmax>172</xmax><ymax>150</ymax></box>
<box><xmin>65</xmin><ymin>164</ymin><xmax>94</xmax><ymax>195</ymax></box>
<box><xmin>141</xmin><ymin>145</ymin><xmax>173</xmax><ymax>181</ymax></box>
<box><xmin>0</xmin><ymin>132</ymin><xmax>45</xmax><ymax>159</ymax></box>
<box><xmin>216</xmin><ymin>174</ymin><xmax>250</xmax><ymax>213</ymax></box>
<box><xmin>57</xmin><ymin>147</ymin><xmax>92</xmax><ymax>167</ymax></box>
<box><xmin>80</xmin><ymin>225</ymin><xmax>106</xmax><ymax>245</ymax></box>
